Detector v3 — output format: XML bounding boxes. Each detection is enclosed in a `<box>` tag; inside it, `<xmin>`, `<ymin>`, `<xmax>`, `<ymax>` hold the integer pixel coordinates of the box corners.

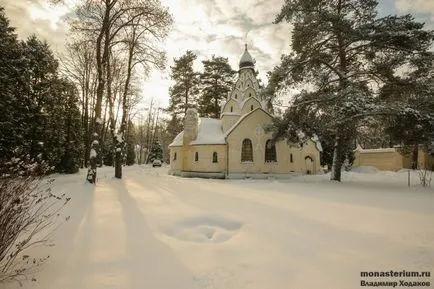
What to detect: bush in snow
<box><xmin>0</xmin><ymin>157</ymin><xmax>70</xmax><ymax>285</ymax></box>
<box><xmin>417</xmin><ymin>167</ymin><xmax>432</xmax><ymax>188</ymax></box>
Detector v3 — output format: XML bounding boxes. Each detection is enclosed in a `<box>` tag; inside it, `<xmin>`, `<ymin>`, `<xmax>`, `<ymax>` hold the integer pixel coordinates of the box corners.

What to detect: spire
<box><xmin>239</xmin><ymin>44</ymin><xmax>254</xmax><ymax>69</ymax></box>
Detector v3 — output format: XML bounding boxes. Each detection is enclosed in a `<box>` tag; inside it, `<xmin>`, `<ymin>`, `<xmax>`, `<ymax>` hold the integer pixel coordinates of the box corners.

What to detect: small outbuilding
<box><xmin>353</xmin><ymin>145</ymin><xmax>434</xmax><ymax>171</ymax></box>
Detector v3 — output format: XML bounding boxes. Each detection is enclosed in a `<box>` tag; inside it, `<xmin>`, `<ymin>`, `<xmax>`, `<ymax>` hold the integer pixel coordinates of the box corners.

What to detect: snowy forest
<box><xmin>0</xmin><ymin>3</ymin><xmax>243</xmax><ymax>181</ymax></box>
<box><xmin>0</xmin><ymin>2</ymin><xmax>174</xmax><ymax>180</ymax></box>
<box><xmin>1</xmin><ymin>1</ymin><xmax>432</xmax><ymax>182</ymax></box>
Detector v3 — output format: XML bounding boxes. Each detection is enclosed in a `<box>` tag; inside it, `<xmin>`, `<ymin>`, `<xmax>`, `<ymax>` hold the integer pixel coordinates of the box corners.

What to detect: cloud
<box><xmin>395</xmin><ymin>0</ymin><xmax>434</xmax><ymax>14</ymax></box>
<box><xmin>394</xmin><ymin>0</ymin><xmax>434</xmax><ymax>23</ymax></box>
<box><xmin>3</xmin><ymin>0</ymin><xmax>69</xmax><ymax>53</ymax></box>
<box><xmin>2</xmin><ymin>0</ymin><xmax>294</xmax><ymax>109</ymax></box>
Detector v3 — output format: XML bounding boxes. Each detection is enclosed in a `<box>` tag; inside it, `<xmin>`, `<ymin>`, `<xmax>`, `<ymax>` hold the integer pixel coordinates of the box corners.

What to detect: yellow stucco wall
<box><xmin>354</xmin><ymin>148</ymin><xmax>434</xmax><ymax>171</ymax></box>
<box><xmin>221</xmin><ymin>114</ymin><xmax>241</xmax><ymax>132</ymax></box>
<box><xmin>168</xmin><ymin>146</ymin><xmax>182</xmax><ymax>174</ymax></box>
<box><xmin>169</xmin><ymin>109</ymin><xmax>323</xmax><ymax>177</ymax></box>
<box><xmin>354</xmin><ymin>150</ymin><xmax>404</xmax><ymax>171</ymax></box>
<box><xmin>418</xmin><ymin>150</ymin><xmax>434</xmax><ymax>170</ymax></box>
<box><xmin>226</xmin><ymin>109</ymin><xmax>321</xmax><ymax>174</ymax></box>
<box><xmin>171</xmin><ymin>144</ymin><xmax>227</xmax><ymax>173</ymax></box>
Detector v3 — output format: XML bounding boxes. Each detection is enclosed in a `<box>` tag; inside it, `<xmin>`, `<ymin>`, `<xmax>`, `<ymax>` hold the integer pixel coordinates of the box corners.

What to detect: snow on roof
<box><xmin>221</xmin><ymin>112</ymin><xmax>241</xmax><ymax>116</ymax></box>
<box><xmin>311</xmin><ymin>134</ymin><xmax>323</xmax><ymax>152</ymax></box>
<box><xmin>169</xmin><ymin>131</ymin><xmax>184</xmax><ymax>147</ymax></box>
<box><xmin>355</xmin><ymin>146</ymin><xmax>397</xmax><ymax>153</ymax></box>
<box><xmin>169</xmin><ymin>118</ymin><xmax>226</xmax><ymax>147</ymax></box>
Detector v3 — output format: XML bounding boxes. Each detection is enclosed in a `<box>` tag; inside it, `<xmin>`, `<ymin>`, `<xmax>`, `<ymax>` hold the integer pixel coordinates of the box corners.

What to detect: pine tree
<box><xmin>0</xmin><ymin>7</ymin><xmax>28</xmax><ymax>163</ymax></box>
<box><xmin>0</xmin><ymin>8</ymin><xmax>84</xmax><ymax>174</ymax></box>
<box><xmin>160</xmin><ymin>116</ymin><xmax>181</xmax><ymax>163</ymax></box>
<box><xmin>125</xmin><ymin>120</ymin><xmax>136</xmax><ymax>166</ymax></box>
<box><xmin>382</xmin><ymin>57</ymin><xmax>434</xmax><ymax>156</ymax></box>
<box><xmin>268</xmin><ymin>0</ymin><xmax>434</xmax><ymax>181</ymax></box>
<box><xmin>167</xmin><ymin>50</ymin><xmax>200</xmax><ymax>118</ymax></box>
<box><xmin>148</xmin><ymin>138</ymin><xmax>163</xmax><ymax>162</ymax></box>
<box><xmin>198</xmin><ymin>55</ymin><xmax>236</xmax><ymax>118</ymax></box>
<box><xmin>57</xmin><ymin>79</ymin><xmax>83</xmax><ymax>173</ymax></box>
<box><xmin>102</xmin><ymin>136</ymin><xmax>114</xmax><ymax>166</ymax></box>
<box><xmin>22</xmin><ymin>36</ymin><xmax>62</xmax><ymax>168</ymax></box>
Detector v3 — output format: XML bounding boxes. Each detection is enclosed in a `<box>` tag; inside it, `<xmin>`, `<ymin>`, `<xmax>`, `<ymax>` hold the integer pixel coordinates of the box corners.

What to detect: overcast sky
<box><xmin>3</xmin><ymin>0</ymin><xmax>434</xmax><ymax>110</ymax></box>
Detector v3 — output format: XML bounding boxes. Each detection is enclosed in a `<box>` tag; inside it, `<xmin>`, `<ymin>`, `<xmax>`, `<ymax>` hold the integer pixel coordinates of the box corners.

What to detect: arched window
<box><xmin>265</xmin><ymin>140</ymin><xmax>277</xmax><ymax>162</ymax></box>
<box><xmin>195</xmin><ymin>152</ymin><xmax>199</xmax><ymax>162</ymax></box>
<box><xmin>235</xmin><ymin>94</ymin><xmax>237</xmax><ymax>99</ymax></box>
<box><xmin>173</xmin><ymin>152</ymin><xmax>177</xmax><ymax>161</ymax></box>
<box><xmin>212</xmin><ymin>152</ymin><xmax>218</xmax><ymax>163</ymax></box>
<box><xmin>290</xmin><ymin>153</ymin><xmax>293</xmax><ymax>163</ymax></box>
<box><xmin>241</xmin><ymin>139</ymin><xmax>253</xmax><ymax>162</ymax></box>
<box><xmin>305</xmin><ymin>156</ymin><xmax>313</xmax><ymax>174</ymax></box>
<box><xmin>250</xmin><ymin>104</ymin><xmax>254</xmax><ymax>111</ymax></box>
<box><xmin>230</xmin><ymin>106</ymin><xmax>233</xmax><ymax>112</ymax></box>
<box><xmin>249</xmin><ymin>93</ymin><xmax>251</xmax><ymax>97</ymax></box>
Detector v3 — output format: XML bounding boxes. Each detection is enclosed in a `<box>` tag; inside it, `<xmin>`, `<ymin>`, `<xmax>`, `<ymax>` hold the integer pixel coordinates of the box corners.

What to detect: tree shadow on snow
<box><xmin>32</xmin><ymin>183</ymin><xmax>95</xmax><ymax>289</ymax></box>
<box><xmin>115</xmin><ymin>180</ymin><xmax>195</xmax><ymax>289</ymax></box>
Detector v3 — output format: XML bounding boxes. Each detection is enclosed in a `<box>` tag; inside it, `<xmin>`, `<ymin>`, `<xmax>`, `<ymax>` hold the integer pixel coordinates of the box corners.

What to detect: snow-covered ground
<box><xmin>5</xmin><ymin>166</ymin><xmax>434</xmax><ymax>289</ymax></box>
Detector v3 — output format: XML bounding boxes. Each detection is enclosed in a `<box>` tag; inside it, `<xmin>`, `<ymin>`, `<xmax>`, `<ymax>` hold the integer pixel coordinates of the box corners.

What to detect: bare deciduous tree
<box><xmin>62</xmin><ymin>0</ymin><xmax>172</xmax><ymax>182</ymax></box>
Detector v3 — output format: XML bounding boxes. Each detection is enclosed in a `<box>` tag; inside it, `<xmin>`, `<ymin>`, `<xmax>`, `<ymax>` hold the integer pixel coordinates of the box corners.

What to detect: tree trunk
<box><xmin>329</xmin><ymin>0</ymin><xmax>346</xmax><ymax>182</ymax></box>
<box><xmin>86</xmin><ymin>1</ymin><xmax>110</xmax><ymax>184</ymax></box>
<box><xmin>412</xmin><ymin>144</ymin><xmax>419</xmax><ymax>169</ymax></box>
<box><xmin>144</xmin><ymin>100</ymin><xmax>154</xmax><ymax>163</ymax></box>
<box><xmin>330</xmin><ymin>134</ymin><xmax>343</xmax><ymax>181</ymax></box>
<box><xmin>115</xmin><ymin>30</ymin><xmax>135</xmax><ymax>178</ymax></box>
<box><xmin>115</xmin><ymin>149</ymin><xmax>122</xmax><ymax>178</ymax></box>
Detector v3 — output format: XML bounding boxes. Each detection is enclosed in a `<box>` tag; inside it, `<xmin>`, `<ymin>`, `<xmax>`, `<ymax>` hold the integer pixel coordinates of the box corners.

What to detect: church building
<box><xmin>169</xmin><ymin>45</ymin><xmax>322</xmax><ymax>179</ymax></box>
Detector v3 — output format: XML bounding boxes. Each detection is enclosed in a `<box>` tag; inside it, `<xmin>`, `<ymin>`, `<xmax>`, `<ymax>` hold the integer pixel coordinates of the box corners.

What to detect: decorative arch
<box><xmin>241</xmin><ymin>139</ymin><xmax>253</xmax><ymax>162</ymax></box>
<box><xmin>230</xmin><ymin>88</ymin><xmax>242</xmax><ymax>100</ymax></box>
<box><xmin>244</xmin><ymin>78</ymin><xmax>254</xmax><ymax>89</ymax></box>
<box><xmin>305</xmin><ymin>155</ymin><xmax>314</xmax><ymax>174</ymax></box>
<box><xmin>241</xmin><ymin>97</ymin><xmax>261</xmax><ymax>114</ymax></box>
<box><xmin>244</xmin><ymin>87</ymin><xmax>256</xmax><ymax>98</ymax></box>
<box><xmin>221</xmin><ymin>98</ymin><xmax>239</xmax><ymax>114</ymax></box>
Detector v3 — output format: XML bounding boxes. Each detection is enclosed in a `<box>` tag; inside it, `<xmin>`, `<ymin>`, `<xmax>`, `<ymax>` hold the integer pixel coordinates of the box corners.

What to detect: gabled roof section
<box><xmin>240</xmin><ymin>96</ymin><xmax>261</xmax><ymax>110</ymax></box>
<box><xmin>221</xmin><ymin>98</ymin><xmax>241</xmax><ymax>114</ymax></box>
<box><xmin>225</xmin><ymin>107</ymin><xmax>274</xmax><ymax>137</ymax></box>
<box><xmin>169</xmin><ymin>118</ymin><xmax>226</xmax><ymax>147</ymax></box>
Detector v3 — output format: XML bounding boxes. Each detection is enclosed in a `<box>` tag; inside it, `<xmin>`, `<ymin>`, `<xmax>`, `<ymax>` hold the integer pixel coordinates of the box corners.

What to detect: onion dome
<box><xmin>239</xmin><ymin>44</ymin><xmax>254</xmax><ymax>69</ymax></box>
